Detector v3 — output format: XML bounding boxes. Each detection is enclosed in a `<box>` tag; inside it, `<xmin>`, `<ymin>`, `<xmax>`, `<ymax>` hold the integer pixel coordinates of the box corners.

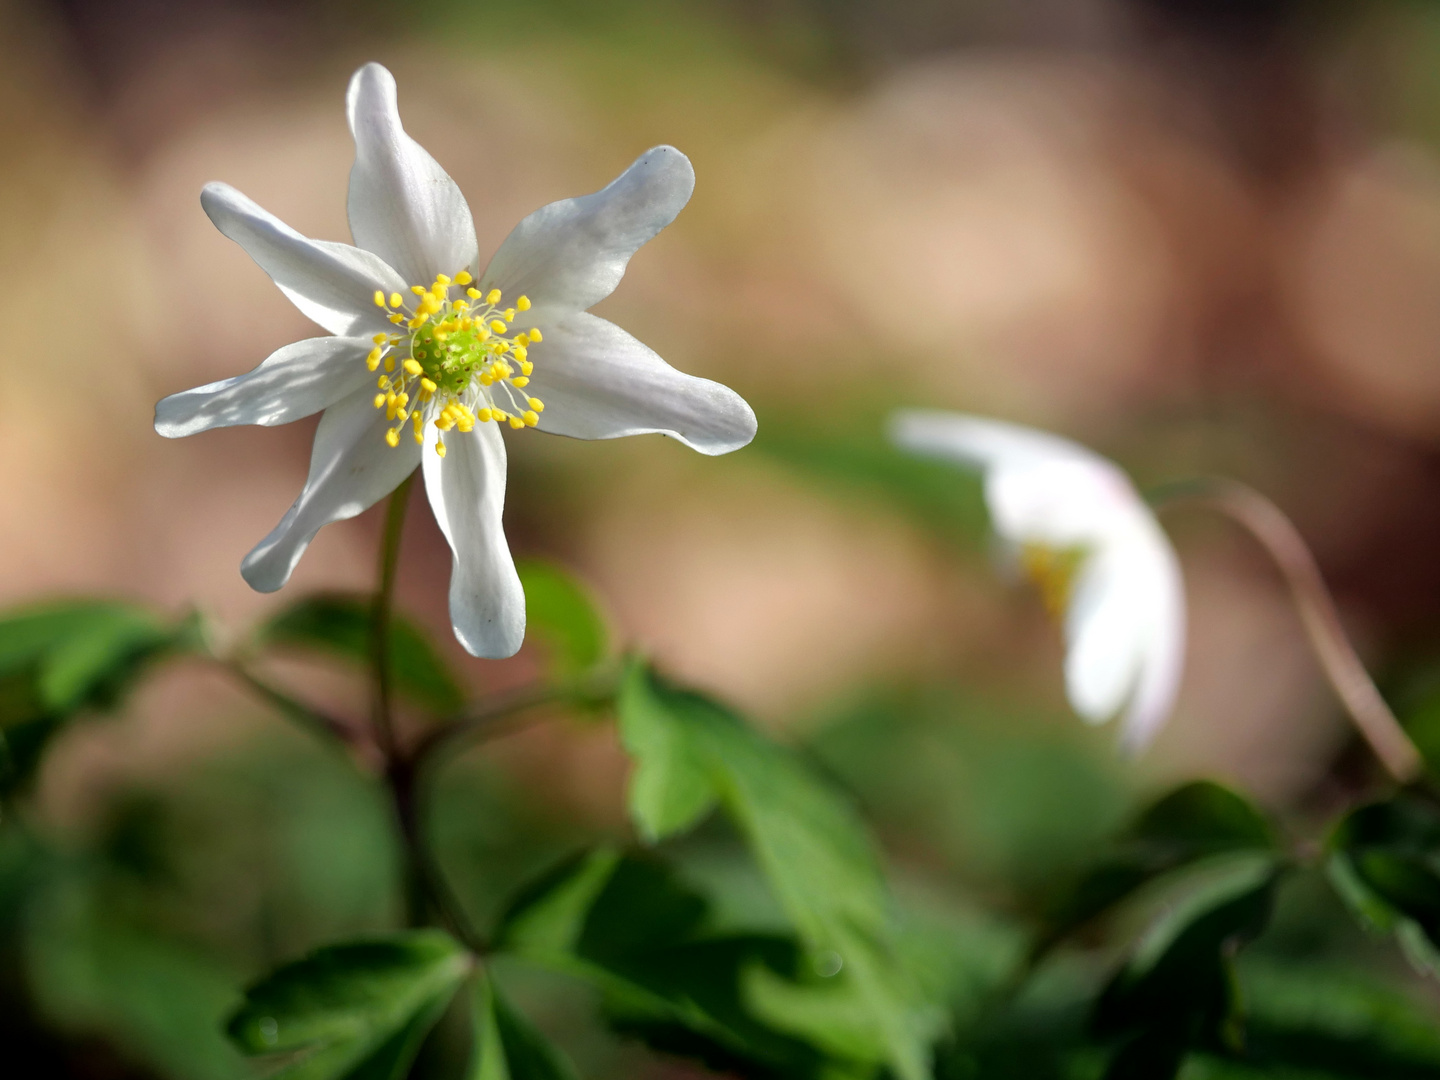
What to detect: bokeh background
<box><xmin>6</xmin><ymin>0</ymin><xmax>1440</xmax><ymax>1076</ymax></box>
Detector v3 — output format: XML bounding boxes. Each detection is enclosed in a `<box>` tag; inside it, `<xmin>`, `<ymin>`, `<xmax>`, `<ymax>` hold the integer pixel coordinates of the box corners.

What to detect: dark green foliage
<box><xmin>467</xmin><ymin>971</ymin><xmax>578</xmax><ymax>1080</ymax></box>
<box><xmin>514</xmin><ymin>562</ymin><xmax>608</xmax><ymax>678</ymax></box>
<box><xmin>258</xmin><ymin>593</ymin><xmax>465</xmax><ymax>715</ymax></box>
<box><xmin>0</xmin><ymin>600</ymin><xmax>200</xmax><ymax>793</ymax></box>
<box><xmin>496</xmin><ymin>848</ymin><xmax>833</xmax><ymax>1078</ymax></box>
<box><xmin>1327</xmin><ymin>789</ymin><xmax>1440</xmax><ymax>976</ymax></box>
<box><xmin>1092</xmin><ymin>859</ymin><xmax>1280</xmax><ymax>1078</ymax></box>
<box><xmin>615</xmin><ymin>661</ymin><xmax>941</xmax><ymax>1080</ymax></box>
<box><xmin>226</xmin><ymin>931</ymin><xmax>471</xmax><ymax>1080</ymax></box>
<box><xmin>1035</xmin><ymin>781</ymin><xmax>1278</xmax><ymax>959</ymax></box>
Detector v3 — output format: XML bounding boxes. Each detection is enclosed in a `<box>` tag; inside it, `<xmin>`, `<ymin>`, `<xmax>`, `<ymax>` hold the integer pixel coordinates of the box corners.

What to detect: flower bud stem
<box><xmin>1153</xmin><ymin>477</ymin><xmax>1423</xmax><ymax>785</ymax></box>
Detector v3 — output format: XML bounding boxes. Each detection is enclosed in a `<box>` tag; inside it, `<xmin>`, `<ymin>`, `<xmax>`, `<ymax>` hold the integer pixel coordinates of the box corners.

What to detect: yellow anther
<box><xmin>455</xmin><ymin>270</ymin><xmax>473</xmax><ymax>285</ymax></box>
<box><xmin>493</xmin><ymin>409</ymin><xmax>507</xmax><ymax>421</ymax></box>
<box><xmin>489</xmin><ymin>320</ymin><xmax>507</xmax><ymax>333</ymax></box>
<box><xmin>522</xmin><ymin>410</ymin><xmax>539</xmax><ymax>426</ymax></box>
<box><xmin>478</xmin><ymin>372</ymin><xmax>494</xmax><ymax>387</ymax></box>
<box><xmin>388</xmin><ymin>313</ymin><xmax>404</xmax><ymax>323</ymax></box>
<box><xmin>466</xmin><ymin>287</ymin><xmax>481</xmax><ymax>299</ymax></box>
<box><xmin>414</xmin><ymin>429</ymin><xmax>424</xmax><ymax>444</ymax></box>
<box><xmin>504</xmin><ymin>308</ymin><xmax>516</xmax><ymax>321</ymax></box>
<box><xmin>436</xmin><ymin>415</ymin><xmax>454</xmax><ymax>431</ymax></box>
<box><xmin>373</xmin><ymin>290</ymin><xmax>386</xmax><ymax>307</ymax></box>
<box><xmin>435</xmin><ymin>439</ymin><xmax>446</xmax><ymax>457</ymax></box>
<box><xmin>477</xmin><ymin>408</ymin><xmax>493</xmax><ymax>422</ymax></box>
<box><xmin>366</xmin><ymin>349</ymin><xmax>381</xmax><ymax>371</ymax></box>
<box><xmin>384</xmin><ymin>356</ymin><xmax>396</xmax><ymax>372</ymax></box>
<box><xmin>403</xmin><ymin>359</ymin><xmax>423</xmax><ymax>376</ymax></box>
<box><xmin>389</xmin><ymin>292</ymin><xmax>403</xmax><ymax>307</ymax></box>
<box><xmin>420</xmin><ymin>377</ymin><xmax>438</xmax><ymax>393</ymax></box>
<box><xmin>414</xmin><ymin>411</ymin><xmax>424</xmax><ymax>429</ymax></box>
<box><xmin>509</xmin><ymin>417</ymin><xmax>524</xmax><ymax>430</ymax></box>
<box><xmin>457</xmin><ymin>417</ymin><xmax>474</xmax><ymax>433</ymax></box>
<box><xmin>377</xmin><ymin>375</ymin><xmax>388</xmax><ymax>389</ymax></box>
<box><xmin>514</xmin><ymin>332</ymin><xmax>529</xmax><ymax>345</ymax></box>
<box><xmin>512</xmin><ymin>345</ymin><xmax>527</xmax><ymax>362</ymax></box>
<box><xmin>396</xmin><ymin>392</ymin><xmax>409</xmax><ymax>406</ymax></box>
<box><xmin>527</xmin><ymin>328</ymin><xmax>542</xmax><ymax>341</ymax></box>
<box><xmin>516</xmin><ymin>295</ymin><xmax>531</xmax><ymax>312</ymax></box>
<box><xmin>451</xmin><ymin>299</ymin><xmax>466</xmax><ymax>311</ymax></box>
<box><xmin>373</xmin><ymin>333</ymin><xmax>389</xmax><ymax>344</ymax></box>
<box><xmin>408</xmin><ymin>314</ymin><xmax>429</xmax><ymax>328</ymax></box>
<box><xmin>385</xmin><ymin>428</ymin><xmax>400</xmax><ymax>448</ymax></box>
<box><xmin>528</xmin><ymin>397</ymin><xmax>544</xmax><ymax>412</ymax></box>
<box><xmin>374</xmin><ymin>393</ymin><xmax>386</xmax><ymax>408</ymax></box>
<box><xmin>411</xmin><ymin>285</ymin><xmax>427</xmax><ymax>295</ymax></box>
<box><xmin>486</xmin><ymin>288</ymin><xmax>502</xmax><ymax>305</ymax></box>
<box><xmin>476</xmin><ymin>325</ymin><xmax>491</xmax><ymax>342</ymax></box>
<box><xmin>512</xmin><ymin>376</ymin><xmax>529</xmax><ymax>388</ymax></box>
<box><xmin>520</xmin><ymin>360</ymin><xmax>533</xmax><ymax>376</ymax></box>
<box><xmin>395</xmin><ymin>408</ymin><xmax>408</xmax><ymax>422</ymax></box>
<box><xmin>435</xmin><ymin>273</ymin><xmax>451</xmax><ymax>286</ymax></box>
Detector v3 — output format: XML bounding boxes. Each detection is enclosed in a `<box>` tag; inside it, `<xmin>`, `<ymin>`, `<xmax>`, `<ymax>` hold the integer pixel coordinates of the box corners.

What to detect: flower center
<box><xmin>365</xmin><ymin>270</ymin><xmax>545</xmax><ymax>459</ymax></box>
<box><xmin>1020</xmin><ymin>542</ymin><xmax>1086</xmax><ymax>621</ymax></box>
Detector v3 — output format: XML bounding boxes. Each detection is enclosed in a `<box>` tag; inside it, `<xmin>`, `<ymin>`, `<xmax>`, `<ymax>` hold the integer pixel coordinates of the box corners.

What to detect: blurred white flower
<box><xmin>155</xmin><ymin>62</ymin><xmax>755</xmax><ymax>659</ymax></box>
<box><xmin>890</xmin><ymin>411</ymin><xmax>1185</xmax><ymax>751</ymax></box>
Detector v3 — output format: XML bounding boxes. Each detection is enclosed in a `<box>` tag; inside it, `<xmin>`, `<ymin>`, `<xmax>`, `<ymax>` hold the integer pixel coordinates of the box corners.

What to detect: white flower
<box><xmin>890</xmin><ymin>411</ymin><xmax>1185</xmax><ymax>751</ymax></box>
<box><xmin>156</xmin><ymin>63</ymin><xmax>756</xmax><ymax>659</ymax></box>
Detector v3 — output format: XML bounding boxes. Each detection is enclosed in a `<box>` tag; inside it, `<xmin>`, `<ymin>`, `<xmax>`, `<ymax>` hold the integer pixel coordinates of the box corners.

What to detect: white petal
<box><xmin>890</xmin><ymin>410</ymin><xmax>1104</xmax><ymax>473</ymax></box>
<box><xmin>1063</xmin><ymin>551</ymin><xmax>1147</xmax><ymax>723</ymax></box>
<box><xmin>524</xmin><ymin>313</ymin><xmax>755</xmax><ymax>455</ymax></box>
<box><xmin>155</xmin><ymin>336</ymin><xmax>374</xmax><ymax>438</ymax></box>
<box><xmin>241</xmin><ymin>387</ymin><xmax>420</xmax><ymax>592</ymax></box>
<box><xmin>1115</xmin><ymin>528</ymin><xmax>1186</xmax><ymax>753</ymax></box>
<box><xmin>202</xmin><ymin>182</ymin><xmax>405</xmax><ymax>337</ymax></box>
<box><xmin>480</xmin><ymin>146</ymin><xmax>694</xmax><ymax>320</ymax></box>
<box><xmin>1062</xmin><ymin>521</ymin><xmax>1186</xmax><ymax>751</ymax></box>
<box><xmin>423</xmin><ymin>420</ymin><xmax>524</xmax><ymax>658</ymax></box>
<box><xmin>985</xmin><ymin>460</ymin><xmax>1140</xmax><ymax>549</ymax></box>
<box><xmin>346</xmin><ymin>63</ymin><xmax>478</xmax><ymax>286</ymax></box>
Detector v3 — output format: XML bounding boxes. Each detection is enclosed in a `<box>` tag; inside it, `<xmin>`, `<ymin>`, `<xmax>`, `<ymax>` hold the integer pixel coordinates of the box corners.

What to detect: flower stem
<box><xmin>371</xmin><ymin>472</ymin><xmax>415</xmax><ymax>760</ymax></box>
<box><xmin>1153</xmin><ymin>477</ymin><xmax>1423</xmax><ymax>785</ymax></box>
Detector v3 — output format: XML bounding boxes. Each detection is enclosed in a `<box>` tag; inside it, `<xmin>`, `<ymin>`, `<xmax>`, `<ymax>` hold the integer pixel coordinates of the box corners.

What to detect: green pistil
<box><xmin>411</xmin><ymin>325</ymin><xmax>495</xmax><ymax>396</ymax></box>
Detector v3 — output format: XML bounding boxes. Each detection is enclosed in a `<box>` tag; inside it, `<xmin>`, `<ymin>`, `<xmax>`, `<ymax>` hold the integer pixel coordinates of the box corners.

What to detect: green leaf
<box><xmin>615</xmin><ymin>662</ymin><xmax>942</xmax><ymax>1080</ymax></box>
<box><xmin>1238</xmin><ymin>957</ymin><xmax>1440</xmax><ymax>1078</ymax></box>
<box><xmin>258</xmin><ymin>593</ymin><xmax>465</xmax><ymax>715</ymax></box>
<box><xmin>468</xmin><ymin>970</ymin><xmax>577</xmax><ymax>1080</ymax></box>
<box><xmin>226</xmin><ymin>930</ymin><xmax>471</xmax><ymax>1080</ymax></box>
<box><xmin>1034</xmin><ymin>781</ymin><xmax>1277</xmax><ymax>958</ymax></box>
<box><xmin>1093</xmin><ymin>857</ymin><xmax>1279</xmax><ymax>1078</ymax></box>
<box><xmin>25</xmin><ymin>877</ymin><xmax>249</xmax><ymax>1080</ymax></box>
<box><xmin>1327</xmin><ymin>790</ymin><xmax>1440</xmax><ymax>978</ymax></box>
<box><xmin>0</xmin><ymin>600</ymin><xmax>198</xmax><ymax>792</ymax></box>
<box><xmin>516</xmin><ymin>560</ymin><xmax>608</xmax><ymax>677</ymax></box>
<box><xmin>497</xmin><ymin>849</ymin><xmax>834</xmax><ymax>1079</ymax></box>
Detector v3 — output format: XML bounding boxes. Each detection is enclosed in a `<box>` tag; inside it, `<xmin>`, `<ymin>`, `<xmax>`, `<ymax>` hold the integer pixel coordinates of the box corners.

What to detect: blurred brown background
<box><xmin>5</xmin><ymin>0</ymin><xmax>1440</xmax><ymax>822</ymax></box>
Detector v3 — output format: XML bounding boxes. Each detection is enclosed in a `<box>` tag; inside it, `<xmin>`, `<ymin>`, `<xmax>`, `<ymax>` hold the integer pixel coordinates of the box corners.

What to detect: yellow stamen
<box><xmin>522</xmin><ymin>410</ymin><xmax>539</xmax><ymax>426</ymax></box>
<box><xmin>516</xmin><ymin>295</ymin><xmax>530</xmax><ymax>311</ymax></box>
<box><xmin>527</xmin><ymin>328</ymin><xmax>542</xmax><ymax>342</ymax></box>
<box><xmin>385</xmin><ymin>428</ymin><xmax>400</xmax><ymax>447</ymax></box>
<box><xmin>389</xmin><ymin>292</ymin><xmax>403</xmax><ymax>307</ymax></box>
<box><xmin>528</xmin><ymin>398</ymin><xmax>544</xmax><ymax>412</ymax></box>
<box><xmin>455</xmin><ymin>270</ymin><xmax>473</xmax><ymax>285</ymax></box>
<box><xmin>486</xmin><ymin>288</ymin><xmax>502</xmax><ymax>305</ymax></box>
<box><xmin>373</xmin><ymin>290</ymin><xmax>386</xmax><ymax>307</ymax></box>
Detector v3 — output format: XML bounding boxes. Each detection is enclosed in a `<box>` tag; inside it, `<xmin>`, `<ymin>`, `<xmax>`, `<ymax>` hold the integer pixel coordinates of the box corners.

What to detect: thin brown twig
<box><xmin>1154</xmin><ymin>477</ymin><xmax>1423</xmax><ymax>785</ymax></box>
